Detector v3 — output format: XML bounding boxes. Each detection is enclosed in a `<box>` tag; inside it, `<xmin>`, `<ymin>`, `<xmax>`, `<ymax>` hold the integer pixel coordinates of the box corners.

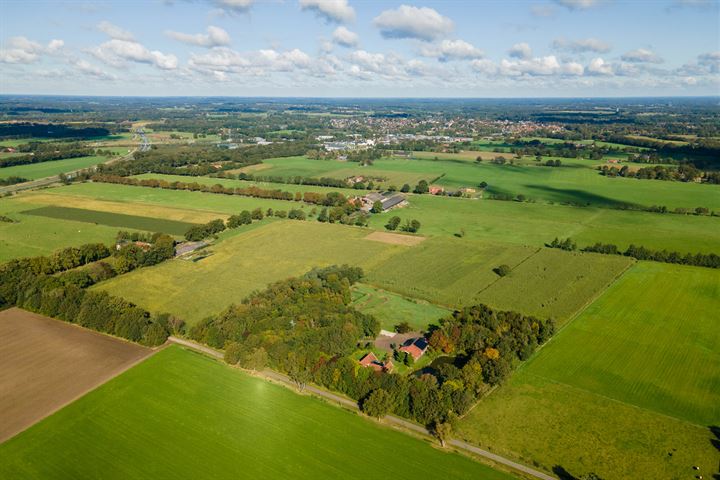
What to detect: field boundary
<box><xmin>167</xmin><ymin>336</ymin><xmax>556</xmax><ymax>480</ymax></box>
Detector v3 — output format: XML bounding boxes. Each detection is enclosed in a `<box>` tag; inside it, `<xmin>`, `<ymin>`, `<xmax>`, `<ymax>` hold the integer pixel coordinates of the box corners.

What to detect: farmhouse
<box><xmin>429</xmin><ymin>186</ymin><xmax>444</xmax><ymax>195</ymax></box>
<box><xmin>359</xmin><ymin>352</ymin><xmax>394</xmax><ymax>373</ymax></box>
<box><xmin>359</xmin><ymin>192</ymin><xmax>408</xmax><ymax>212</ymax></box>
<box><xmin>399</xmin><ymin>337</ymin><xmax>429</xmax><ymax>361</ymax></box>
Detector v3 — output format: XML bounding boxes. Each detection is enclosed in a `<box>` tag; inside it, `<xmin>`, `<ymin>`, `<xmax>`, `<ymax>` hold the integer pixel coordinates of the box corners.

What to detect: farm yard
<box><xmin>0</xmin><ymin>308</ymin><xmax>151</xmax><ymax>443</ymax></box>
<box><xmin>456</xmin><ymin>261</ymin><xmax>720</xmax><ymax>479</ymax></box>
<box><xmin>0</xmin><ymin>346</ymin><xmax>514</xmax><ymax>480</ymax></box>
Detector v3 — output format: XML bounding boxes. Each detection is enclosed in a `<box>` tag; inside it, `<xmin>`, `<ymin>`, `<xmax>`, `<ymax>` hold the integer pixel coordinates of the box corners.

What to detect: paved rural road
<box><xmin>167</xmin><ymin>336</ymin><xmax>556</xmax><ymax>480</ymax></box>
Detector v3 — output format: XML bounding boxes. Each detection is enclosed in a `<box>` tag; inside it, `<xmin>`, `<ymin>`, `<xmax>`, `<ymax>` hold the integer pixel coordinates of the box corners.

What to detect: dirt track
<box><xmin>0</xmin><ymin>308</ymin><xmax>151</xmax><ymax>443</ymax></box>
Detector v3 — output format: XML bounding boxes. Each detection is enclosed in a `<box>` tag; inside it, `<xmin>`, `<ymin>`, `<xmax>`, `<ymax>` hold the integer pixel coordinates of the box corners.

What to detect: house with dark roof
<box><xmin>399</xmin><ymin>337</ymin><xmax>429</xmax><ymax>361</ymax></box>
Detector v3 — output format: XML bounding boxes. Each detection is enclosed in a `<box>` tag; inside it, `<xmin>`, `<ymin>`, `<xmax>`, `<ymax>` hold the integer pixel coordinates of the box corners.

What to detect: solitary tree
<box><xmin>432</xmin><ymin>421</ymin><xmax>453</xmax><ymax>447</ymax></box>
<box><xmin>385</xmin><ymin>216</ymin><xmax>401</xmax><ymax>231</ymax></box>
<box><xmin>371</xmin><ymin>200</ymin><xmax>384</xmax><ymax>214</ymax></box>
<box><xmin>400</xmin><ymin>183</ymin><xmax>411</xmax><ymax>193</ymax></box>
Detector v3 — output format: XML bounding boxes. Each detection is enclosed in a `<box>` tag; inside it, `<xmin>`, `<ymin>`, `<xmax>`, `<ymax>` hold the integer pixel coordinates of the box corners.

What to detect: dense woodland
<box><xmin>0</xmin><ymin>122</ymin><xmax>112</xmax><ymax>140</ymax></box>
<box><xmin>0</xmin><ymin>142</ymin><xmax>97</xmax><ymax>168</ymax></box>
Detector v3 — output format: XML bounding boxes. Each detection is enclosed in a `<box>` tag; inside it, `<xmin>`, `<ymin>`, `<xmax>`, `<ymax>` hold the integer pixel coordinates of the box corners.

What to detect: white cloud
<box><xmin>0</xmin><ymin>37</ymin><xmax>63</xmax><ymax>64</ymax></box>
<box><xmin>621</xmin><ymin>48</ymin><xmax>663</xmax><ymax>64</ymax></box>
<box><xmin>553</xmin><ymin>37</ymin><xmax>610</xmax><ymax>53</ymax></box>
<box><xmin>421</xmin><ymin>39</ymin><xmax>483</xmax><ymax>61</ymax></box>
<box><xmin>166</xmin><ymin>26</ymin><xmax>230</xmax><ymax>47</ymax></box>
<box><xmin>300</xmin><ymin>0</ymin><xmax>355</xmax><ymax>23</ymax></box>
<box><xmin>554</xmin><ymin>0</ymin><xmax>601</xmax><ymax>9</ymax></box>
<box><xmin>509</xmin><ymin>42</ymin><xmax>532</xmax><ymax>60</ymax></box>
<box><xmin>471</xmin><ymin>59</ymin><xmax>498</xmax><ymax>75</ymax></box>
<box><xmin>90</xmin><ymin>39</ymin><xmax>178</xmax><ymax>70</ymax></box>
<box><xmin>214</xmin><ymin>0</ymin><xmax>253</xmax><ymax>13</ymax></box>
<box><xmin>698</xmin><ymin>51</ymin><xmax>720</xmax><ymax>72</ymax></box>
<box><xmin>587</xmin><ymin>57</ymin><xmax>613</xmax><ymax>75</ymax></box>
<box><xmin>69</xmin><ymin>58</ymin><xmax>115</xmax><ymax>80</ymax></box>
<box><xmin>332</xmin><ymin>26</ymin><xmax>358</xmax><ymax>47</ymax></box>
<box><xmin>373</xmin><ymin>5</ymin><xmax>454</xmax><ymax>41</ymax></box>
<box><xmin>97</xmin><ymin>21</ymin><xmax>135</xmax><ymax>41</ymax></box>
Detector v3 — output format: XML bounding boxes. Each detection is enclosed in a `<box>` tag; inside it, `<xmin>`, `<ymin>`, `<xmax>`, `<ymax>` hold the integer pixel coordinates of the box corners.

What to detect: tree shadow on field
<box><xmin>710</xmin><ymin>426</ymin><xmax>720</xmax><ymax>479</ymax></box>
<box><xmin>524</xmin><ymin>184</ymin><xmax>641</xmax><ymax>209</ymax></box>
<box><xmin>552</xmin><ymin>465</ymin><xmax>578</xmax><ymax>480</ymax></box>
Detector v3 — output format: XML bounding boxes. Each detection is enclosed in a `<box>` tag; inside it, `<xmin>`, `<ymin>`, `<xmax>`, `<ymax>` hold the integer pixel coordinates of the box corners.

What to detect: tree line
<box><xmin>548</xmin><ymin>237</ymin><xmax>720</xmax><ymax>269</ymax></box>
<box><xmin>0</xmin><ymin>142</ymin><xmax>97</xmax><ymax>168</ymax></box>
<box><xmin>0</xmin><ymin>122</ymin><xmax>111</xmax><ymax>140</ymax></box>
<box><xmin>598</xmin><ymin>164</ymin><xmax>719</xmax><ymax>183</ymax></box>
<box><xmin>0</xmin><ymin>243</ymin><xmax>173</xmax><ymax>346</ymax></box>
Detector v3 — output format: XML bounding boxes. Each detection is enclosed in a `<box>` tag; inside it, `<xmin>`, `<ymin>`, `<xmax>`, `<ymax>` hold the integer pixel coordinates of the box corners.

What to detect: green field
<box><xmin>365</xmin><ymin>236</ymin><xmax>537</xmax><ymax>307</ymax></box>
<box><xmin>0</xmin><ymin>197</ymin><xmax>129</xmax><ymax>261</ymax></box>
<box><xmin>22</xmin><ymin>205</ymin><xmax>198</xmax><ymax>236</ymax></box>
<box><xmin>351</xmin><ymin>283</ymin><xmax>451</xmax><ymax>331</ymax></box>
<box><xmin>251</xmin><ymin>154</ymin><xmax>720</xmax><ymax>211</ymax></box>
<box><xmin>94</xmin><ymin>221</ymin><xmax>407</xmax><ymax>325</ymax></box>
<box><xmin>475</xmin><ymin>249</ymin><xmax>634</xmax><ymax>325</ymax></box>
<box><xmin>0</xmin><ymin>346</ymin><xmax>513</xmax><ymax>480</ymax></box>
<box><xmin>457</xmin><ymin>262</ymin><xmax>720</xmax><ymax>479</ymax></box>
<box><xmin>0</xmin><ymin>155</ymin><xmax>111</xmax><ymax>180</ymax></box>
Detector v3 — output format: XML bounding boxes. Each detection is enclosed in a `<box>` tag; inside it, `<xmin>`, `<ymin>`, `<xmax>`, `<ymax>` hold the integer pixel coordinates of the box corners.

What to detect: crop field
<box><xmin>456</xmin><ymin>261</ymin><xmax>720</xmax><ymax>479</ymax></box>
<box><xmin>0</xmin><ymin>308</ymin><xmax>150</xmax><ymax>443</ymax></box>
<box><xmin>0</xmin><ymin>346</ymin><xmax>514</xmax><ymax>480</ymax></box>
<box><xmin>351</xmin><ymin>283</ymin><xmax>451</xmax><ymax>331</ymax></box>
<box><xmin>0</xmin><ymin>155</ymin><xmax>112</xmax><ymax>180</ymax></box>
<box><xmin>22</xmin><ymin>205</ymin><xmax>199</xmax><ymax>236</ymax></box>
<box><xmin>0</xmin><ymin>196</ymin><xmax>127</xmax><ymax>261</ymax></box>
<box><xmin>365</xmin><ymin>236</ymin><xmax>537</xmax><ymax>307</ymax></box>
<box><xmin>366</xmin><ymin>194</ymin><xmax>720</xmax><ymax>254</ymax></box>
<box><xmin>475</xmin><ymin>249</ymin><xmax>634</xmax><ymax>324</ymax></box>
<box><xmin>94</xmin><ymin>221</ymin><xmax>407</xmax><ymax>325</ymax></box>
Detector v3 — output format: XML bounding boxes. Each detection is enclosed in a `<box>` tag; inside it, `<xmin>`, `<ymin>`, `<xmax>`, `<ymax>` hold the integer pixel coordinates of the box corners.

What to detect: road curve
<box><xmin>167</xmin><ymin>336</ymin><xmax>556</xmax><ymax>480</ymax></box>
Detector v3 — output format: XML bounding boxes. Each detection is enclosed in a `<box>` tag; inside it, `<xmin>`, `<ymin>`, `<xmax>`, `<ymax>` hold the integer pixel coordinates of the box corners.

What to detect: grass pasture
<box><xmin>0</xmin><ymin>345</ymin><xmax>514</xmax><ymax>480</ymax></box>
<box><xmin>351</xmin><ymin>283</ymin><xmax>451</xmax><ymax>331</ymax></box>
<box><xmin>0</xmin><ymin>308</ymin><xmax>150</xmax><ymax>443</ymax></box>
<box><xmin>366</xmin><ymin>236</ymin><xmax>537</xmax><ymax>307</ymax></box>
<box><xmin>0</xmin><ymin>155</ymin><xmax>111</xmax><ymax>180</ymax></box>
<box><xmin>22</xmin><ymin>205</ymin><xmax>198</xmax><ymax>236</ymax></box>
<box><xmin>475</xmin><ymin>249</ymin><xmax>634</xmax><ymax>324</ymax></box>
<box><xmin>94</xmin><ymin>221</ymin><xmax>408</xmax><ymax>325</ymax></box>
<box><xmin>457</xmin><ymin>261</ymin><xmax>720</xmax><ymax>479</ymax></box>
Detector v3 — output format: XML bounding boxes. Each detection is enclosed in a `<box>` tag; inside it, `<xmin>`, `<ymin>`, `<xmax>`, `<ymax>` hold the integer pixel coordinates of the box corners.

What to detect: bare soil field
<box><xmin>364</xmin><ymin>231</ymin><xmax>426</xmax><ymax>246</ymax></box>
<box><xmin>0</xmin><ymin>308</ymin><xmax>152</xmax><ymax>442</ymax></box>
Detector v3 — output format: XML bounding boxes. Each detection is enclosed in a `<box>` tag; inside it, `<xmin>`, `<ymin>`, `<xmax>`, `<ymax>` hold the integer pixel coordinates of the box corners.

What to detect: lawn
<box><xmin>94</xmin><ymin>221</ymin><xmax>407</xmax><ymax>325</ymax></box>
<box><xmin>351</xmin><ymin>283</ymin><xmax>451</xmax><ymax>332</ymax></box>
<box><xmin>456</xmin><ymin>261</ymin><xmax>720</xmax><ymax>479</ymax></box>
<box><xmin>21</xmin><ymin>205</ymin><xmax>198</xmax><ymax>236</ymax></box>
<box><xmin>0</xmin><ymin>346</ymin><xmax>514</xmax><ymax>480</ymax></box>
<box><xmin>475</xmin><ymin>249</ymin><xmax>634</xmax><ymax>325</ymax></box>
<box><xmin>0</xmin><ymin>155</ymin><xmax>111</xmax><ymax>180</ymax></box>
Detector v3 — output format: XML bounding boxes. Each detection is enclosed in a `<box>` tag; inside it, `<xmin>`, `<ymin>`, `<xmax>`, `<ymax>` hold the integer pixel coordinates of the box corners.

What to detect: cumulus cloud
<box><xmin>300</xmin><ymin>0</ymin><xmax>355</xmax><ymax>23</ymax></box>
<box><xmin>97</xmin><ymin>21</ymin><xmax>135</xmax><ymax>41</ymax></box>
<box><xmin>471</xmin><ymin>59</ymin><xmax>498</xmax><ymax>75</ymax></box>
<box><xmin>188</xmin><ymin>46</ymin><xmax>322</xmax><ymax>78</ymax></box>
<box><xmin>587</xmin><ymin>57</ymin><xmax>613</xmax><ymax>75</ymax></box>
<box><xmin>421</xmin><ymin>39</ymin><xmax>483</xmax><ymax>61</ymax></box>
<box><xmin>166</xmin><ymin>26</ymin><xmax>230</xmax><ymax>47</ymax></box>
<box><xmin>89</xmin><ymin>39</ymin><xmax>178</xmax><ymax>70</ymax></box>
<box><xmin>553</xmin><ymin>37</ymin><xmax>610</xmax><ymax>53</ymax></box>
<box><xmin>621</xmin><ymin>48</ymin><xmax>663</xmax><ymax>64</ymax></box>
<box><xmin>373</xmin><ymin>5</ymin><xmax>454</xmax><ymax>41</ymax></box>
<box><xmin>508</xmin><ymin>42</ymin><xmax>532</xmax><ymax>59</ymax></box>
<box><xmin>697</xmin><ymin>51</ymin><xmax>720</xmax><ymax>72</ymax></box>
<box><xmin>0</xmin><ymin>37</ymin><xmax>63</xmax><ymax>64</ymax></box>
<box><xmin>69</xmin><ymin>57</ymin><xmax>115</xmax><ymax>80</ymax></box>
<box><xmin>554</xmin><ymin>0</ymin><xmax>601</xmax><ymax>9</ymax></box>
<box><xmin>213</xmin><ymin>0</ymin><xmax>253</xmax><ymax>13</ymax></box>
<box><xmin>332</xmin><ymin>26</ymin><xmax>358</xmax><ymax>47</ymax></box>
<box><xmin>500</xmin><ymin>55</ymin><xmax>584</xmax><ymax>76</ymax></box>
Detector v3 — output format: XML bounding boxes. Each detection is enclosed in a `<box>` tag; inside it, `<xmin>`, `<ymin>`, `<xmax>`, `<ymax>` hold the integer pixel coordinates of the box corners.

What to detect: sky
<box><xmin>0</xmin><ymin>0</ymin><xmax>719</xmax><ymax>97</ymax></box>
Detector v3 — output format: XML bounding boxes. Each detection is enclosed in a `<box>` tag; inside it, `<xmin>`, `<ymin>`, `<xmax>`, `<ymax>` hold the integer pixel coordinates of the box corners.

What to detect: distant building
<box><xmin>429</xmin><ymin>186</ymin><xmax>444</xmax><ymax>195</ymax></box>
<box><xmin>174</xmin><ymin>241</ymin><xmax>207</xmax><ymax>257</ymax></box>
<box><xmin>359</xmin><ymin>352</ymin><xmax>394</xmax><ymax>372</ymax></box>
<box><xmin>360</xmin><ymin>192</ymin><xmax>407</xmax><ymax>212</ymax></box>
<box><xmin>399</xmin><ymin>337</ymin><xmax>429</xmax><ymax>361</ymax></box>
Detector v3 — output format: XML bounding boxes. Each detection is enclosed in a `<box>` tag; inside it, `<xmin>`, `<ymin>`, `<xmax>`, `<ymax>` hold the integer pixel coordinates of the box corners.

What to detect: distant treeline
<box><xmin>547</xmin><ymin>237</ymin><xmax>720</xmax><ymax>269</ymax></box>
<box><xmin>191</xmin><ymin>265</ymin><xmax>555</xmax><ymax>428</ymax></box>
<box><xmin>0</xmin><ymin>142</ymin><xmax>96</xmax><ymax>168</ymax></box>
<box><xmin>0</xmin><ymin>242</ymin><xmax>174</xmax><ymax>346</ymax></box>
<box><xmin>0</xmin><ymin>122</ymin><xmax>110</xmax><ymax>140</ymax></box>
<box><xmin>96</xmin><ymin>142</ymin><xmax>311</xmax><ymax>177</ymax></box>
<box><xmin>91</xmin><ymin>174</ymin><xmax>355</xmax><ymax>208</ymax></box>
<box><xmin>0</xmin><ymin>176</ymin><xmax>29</xmax><ymax>186</ymax></box>
<box><xmin>599</xmin><ymin>164</ymin><xmax>719</xmax><ymax>184</ymax></box>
